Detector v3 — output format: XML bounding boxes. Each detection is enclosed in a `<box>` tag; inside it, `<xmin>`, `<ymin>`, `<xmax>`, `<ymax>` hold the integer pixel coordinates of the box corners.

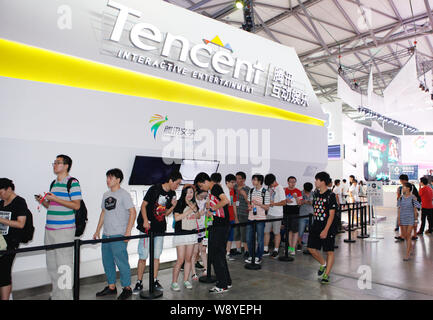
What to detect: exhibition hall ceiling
<box><xmin>167</xmin><ymin>0</ymin><xmax>433</xmax><ymax>106</ymax></box>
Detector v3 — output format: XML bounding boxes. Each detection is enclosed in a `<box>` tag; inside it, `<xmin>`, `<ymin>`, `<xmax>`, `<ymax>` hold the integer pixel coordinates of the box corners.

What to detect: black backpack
<box><xmin>20</xmin><ymin>208</ymin><xmax>35</xmax><ymax>243</ymax></box>
<box><xmin>50</xmin><ymin>177</ymin><xmax>88</xmax><ymax>237</ymax></box>
<box><xmin>249</xmin><ymin>187</ymin><xmax>268</xmax><ymax>215</ymax></box>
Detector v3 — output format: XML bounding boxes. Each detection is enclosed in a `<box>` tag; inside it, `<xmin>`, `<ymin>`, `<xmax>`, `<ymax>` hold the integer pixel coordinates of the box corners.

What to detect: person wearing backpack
<box><xmin>0</xmin><ymin>178</ymin><xmax>30</xmax><ymax>300</ymax></box>
<box><xmin>244</xmin><ymin>174</ymin><xmax>270</xmax><ymax>265</ymax></box>
<box><xmin>395</xmin><ymin>174</ymin><xmax>420</xmax><ymax>241</ymax></box>
<box><xmin>398</xmin><ymin>183</ymin><xmax>420</xmax><ymax>261</ymax></box>
<box><xmin>35</xmin><ymin>154</ymin><xmax>82</xmax><ymax>300</ymax></box>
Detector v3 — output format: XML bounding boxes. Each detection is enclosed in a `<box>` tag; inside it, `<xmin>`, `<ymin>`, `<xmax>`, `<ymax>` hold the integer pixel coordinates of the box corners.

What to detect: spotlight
<box><xmin>235</xmin><ymin>0</ymin><xmax>244</xmax><ymax>9</ymax></box>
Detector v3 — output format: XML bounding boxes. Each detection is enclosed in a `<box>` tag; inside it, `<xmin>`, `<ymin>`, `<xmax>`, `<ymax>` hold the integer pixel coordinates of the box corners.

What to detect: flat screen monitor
<box><xmin>128</xmin><ymin>156</ymin><xmax>181</xmax><ymax>185</ymax></box>
<box><xmin>328</xmin><ymin>145</ymin><xmax>342</xmax><ymax>159</ymax></box>
<box><xmin>179</xmin><ymin>159</ymin><xmax>220</xmax><ymax>183</ymax></box>
<box><xmin>363</xmin><ymin>128</ymin><xmax>401</xmax><ymax>181</ymax></box>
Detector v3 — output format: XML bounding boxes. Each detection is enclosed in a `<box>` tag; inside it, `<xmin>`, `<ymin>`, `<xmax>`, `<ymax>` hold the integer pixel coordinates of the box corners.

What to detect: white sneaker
<box><xmin>171</xmin><ymin>282</ymin><xmax>180</xmax><ymax>292</ymax></box>
<box><xmin>255</xmin><ymin>257</ymin><xmax>262</xmax><ymax>264</ymax></box>
<box><xmin>184</xmin><ymin>281</ymin><xmax>193</xmax><ymax>289</ymax></box>
<box><xmin>245</xmin><ymin>257</ymin><xmax>252</xmax><ymax>264</ymax></box>
<box><xmin>289</xmin><ymin>251</ymin><xmax>296</xmax><ymax>256</ymax></box>
<box><xmin>209</xmin><ymin>286</ymin><xmax>228</xmax><ymax>293</ymax></box>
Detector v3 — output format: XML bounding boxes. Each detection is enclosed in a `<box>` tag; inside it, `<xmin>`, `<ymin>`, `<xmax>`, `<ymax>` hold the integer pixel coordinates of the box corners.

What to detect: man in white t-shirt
<box><xmin>263</xmin><ymin>174</ymin><xmax>286</xmax><ymax>258</ymax></box>
<box><xmin>341</xmin><ymin>179</ymin><xmax>348</xmax><ymax>207</ymax></box>
<box><xmin>349</xmin><ymin>179</ymin><xmax>360</xmax><ymax>203</ymax></box>
<box><xmin>333</xmin><ymin>180</ymin><xmax>342</xmax><ymax>205</ymax></box>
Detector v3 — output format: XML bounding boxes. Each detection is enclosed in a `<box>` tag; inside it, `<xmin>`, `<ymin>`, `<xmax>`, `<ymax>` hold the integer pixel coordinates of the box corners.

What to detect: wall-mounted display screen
<box><xmin>363</xmin><ymin>128</ymin><xmax>401</xmax><ymax>181</ymax></box>
<box><xmin>179</xmin><ymin>159</ymin><xmax>220</xmax><ymax>183</ymax></box>
<box><xmin>129</xmin><ymin>156</ymin><xmax>181</xmax><ymax>185</ymax></box>
<box><xmin>328</xmin><ymin>145</ymin><xmax>342</xmax><ymax>159</ymax></box>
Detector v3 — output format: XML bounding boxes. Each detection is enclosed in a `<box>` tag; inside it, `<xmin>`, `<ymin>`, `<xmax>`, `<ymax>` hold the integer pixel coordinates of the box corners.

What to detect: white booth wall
<box><xmin>0</xmin><ymin>0</ymin><xmax>327</xmax><ymax>290</ymax></box>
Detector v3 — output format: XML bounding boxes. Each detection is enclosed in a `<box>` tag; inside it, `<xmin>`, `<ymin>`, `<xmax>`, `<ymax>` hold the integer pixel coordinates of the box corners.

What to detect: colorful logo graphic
<box><xmin>414</xmin><ymin>136</ymin><xmax>426</xmax><ymax>149</ymax></box>
<box><xmin>203</xmin><ymin>35</ymin><xmax>233</xmax><ymax>52</ymax></box>
<box><xmin>150</xmin><ymin>114</ymin><xmax>168</xmax><ymax>139</ymax></box>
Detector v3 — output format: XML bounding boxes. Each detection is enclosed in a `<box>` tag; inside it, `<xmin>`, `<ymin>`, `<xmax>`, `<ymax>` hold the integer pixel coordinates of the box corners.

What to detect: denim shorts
<box><xmin>137</xmin><ymin>231</ymin><xmax>164</xmax><ymax>260</ymax></box>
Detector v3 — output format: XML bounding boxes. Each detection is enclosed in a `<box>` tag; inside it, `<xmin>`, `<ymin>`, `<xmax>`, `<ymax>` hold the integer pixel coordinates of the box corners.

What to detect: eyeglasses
<box><xmin>52</xmin><ymin>161</ymin><xmax>64</xmax><ymax>166</ymax></box>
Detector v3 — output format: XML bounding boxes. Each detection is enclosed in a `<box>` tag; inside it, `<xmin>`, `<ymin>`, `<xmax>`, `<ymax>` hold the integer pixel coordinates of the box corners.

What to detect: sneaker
<box><xmin>117</xmin><ymin>287</ymin><xmax>132</xmax><ymax>300</ymax></box>
<box><xmin>245</xmin><ymin>257</ymin><xmax>252</xmax><ymax>264</ymax></box>
<box><xmin>417</xmin><ymin>231</ymin><xmax>423</xmax><ymax>235</ymax></box>
<box><xmin>171</xmin><ymin>282</ymin><xmax>180</xmax><ymax>292</ymax></box>
<box><xmin>263</xmin><ymin>250</ymin><xmax>270</xmax><ymax>256</ymax></box>
<box><xmin>271</xmin><ymin>250</ymin><xmax>279</xmax><ymax>258</ymax></box>
<box><xmin>289</xmin><ymin>250</ymin><xmax>296</xmax><ymax>256</ymax></box>
<box><xmin>228</xmin><ymin>255</ymin><xmax>236</xmax><ymax>261</ymax></box>
<box><xmin>234</xmin><ymin>250</ymin><xmax>242</xmax><ymax>256</ymax></box>
<box><xmin>180</xmin><ymin>263</ymin><xmax>184</xmax><ymax>271</ymax></box>
<box><xmin>412</xmin><ymin>236</ymin><xmax>418</xmax><ymax>241</ymax></box>
<box><xmin>154</xmin><ymin>279</ymin><xmax>163</xmax><ymax>291</ymax></box>
<box><xmin>394</xmin><ymin>227</ymin><xmax>399</xmax><ymax>232</ymax></box>
<box><xmin>96</xmin><ymin>286</ymin><xmax>117</xmax><ymax>297</ymax></box>
<box><xmin>209</xmin><ymin>286</ymin><xmax>228</xmax><ymax>293</ymax></box>
<box><xmin>425</xmin><ymin>230</ymin><xmax>432</xmax><ymax>234</ymax></box>
<box><xmin>227</xmin><ymin>284</ymin><xmax>232</xmax><ymax>289</ymax></box>
<box><xmin>318</xmin><ymin>265</ymin><xmax>327</xmax><ymax>277</ymax></box>
<box><xmin>184</xmin><ymin>281</ymin><xmax>193</xmax><ymax>289</ymax></box>
<box><xmin>195</xmin><ymin>261</ymin><xmax>204</xmax><ymax>269</ymax></box>
<box><xmin>320</xmin><ymin>274</ymin><xmax>330</xmax><ymax>284</ymax></box>
<box><xmin>132</xmin><ymin>281</ymin><xmax>143</xmax><ymax>295</ymax></box>
<box><xmin>202</xmin><ymin>269</ymin><xmax>207</xmax><ymax>276</ymax></box>
<box><xmin>394</xmin><ymin>236</ymin><xmax>404</xmax><ymax>241</ymax></box>
<box><xmin>255</xmin><ymin>257</ymin><xmax>262</xmax><ymax>264</ymax></box>
<box><xmin>192</xmin><ymin>274</ymin><xmax>199</xmax><ymax>281</ymax></box>
<box><xmin>296</xmin><ymin>244</ymin><xmax>303</xmax><ymax>251</ymax></box>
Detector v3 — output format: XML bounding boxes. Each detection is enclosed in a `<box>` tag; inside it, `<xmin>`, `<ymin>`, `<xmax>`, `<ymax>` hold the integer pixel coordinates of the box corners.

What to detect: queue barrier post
<box><xmin>73</xmin><ymin>239</ymin><xmax>81</xmax><ymax>301</ymax></box>
<box><xmin>279</xmin><ymin>210</ymin><xmax>294</xmax><ymax>262</ymax></box>
<box><xmin>140</xmin><ymin>230</ymin><xmax>163</xmax><ymax>300</ymax></box>
<box><xmin>199</xmin><ymin>226</ymin><xmax>217</xmax><ymax>283</ymax></box>
<box><xmin>357</xmin><ymin>205</ymin><xmax>369</xmax><ymax>239</ymax></box>
<box><xmin>302</xmin><ymin>214</ymin><xmax>312</xmax><ymax>255</ymax></box>
<box><xmin>344</xmin><ymin>203</ymin><xmax>356</xmax><ymax>243</ymax></box>
<box><xmin>245</xmin><ymin>220</ymin><xmax>261</xmax><ymax>270</ymax></box>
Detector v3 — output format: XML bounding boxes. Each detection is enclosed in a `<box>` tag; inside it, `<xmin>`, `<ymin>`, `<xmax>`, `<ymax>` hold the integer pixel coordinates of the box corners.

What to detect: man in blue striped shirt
<box><xmin>36</xmin><ymin>154</ymin><xmax>82</xmax><ymax>300</ymax></box>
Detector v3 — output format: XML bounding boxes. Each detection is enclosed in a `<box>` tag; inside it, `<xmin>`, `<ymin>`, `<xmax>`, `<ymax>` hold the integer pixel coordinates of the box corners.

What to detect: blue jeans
<box><xmin>101</xmin><ymin>234</ymin><xmax>131</xmax><ymax>288</ymax></box>
<box><xmin>246</xmin><ymin>220</ymin><xmax>265</xmax><ymax>259</ymax></box>
<box><xmin>298</xmin><ymin>217</ymin><xmax>310</xmax><ymax>240</ymax></box>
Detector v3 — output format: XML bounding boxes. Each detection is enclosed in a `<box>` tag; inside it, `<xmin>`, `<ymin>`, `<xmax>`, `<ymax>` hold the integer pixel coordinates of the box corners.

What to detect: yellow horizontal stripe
<box><xmin>0</xmin><ymin>38</ymin><xmax>324</xmax><ymax>126</ymax></box>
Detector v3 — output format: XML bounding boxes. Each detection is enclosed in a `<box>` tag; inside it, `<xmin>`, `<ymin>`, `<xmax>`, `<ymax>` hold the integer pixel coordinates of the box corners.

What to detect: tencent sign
<box><xmin>107</xmin><ymin>0</ymin><xmax>265</xmax><ymax>85</ymax></box>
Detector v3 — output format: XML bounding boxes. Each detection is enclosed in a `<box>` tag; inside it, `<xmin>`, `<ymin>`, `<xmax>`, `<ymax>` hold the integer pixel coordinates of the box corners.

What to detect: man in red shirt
<box><xmin>284</xmin><ymin>176</ymin><xmax>303</xmax><ymax>255</ymax></box>
<box><xmin>418</xmin><ymin>177</ymin><xmax>433</xmax><ymax>235</ymax></box>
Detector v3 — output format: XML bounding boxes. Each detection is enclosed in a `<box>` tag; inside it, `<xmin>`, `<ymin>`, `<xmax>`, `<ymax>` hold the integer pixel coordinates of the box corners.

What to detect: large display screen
<box><xmin>179</xmin><ymin>159</ymin><xmax>220</xmax><ymax>183</ymax></box>
<box><xmin>363</xmin><ymin>128</ymin><xmax>401</xmax><ymax>181</ymax></box>
<box><xmin>129</xmin><ymin>156</ymin><xmax>181</xmax><ymax>185</ymax></box>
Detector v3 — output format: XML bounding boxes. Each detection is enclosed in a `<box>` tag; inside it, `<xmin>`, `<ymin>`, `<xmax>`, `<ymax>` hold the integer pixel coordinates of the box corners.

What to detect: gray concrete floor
<box><xmin>18</xmin><ymin>207</ymin><xmax>433</xmax><ymax>300</ymax></box>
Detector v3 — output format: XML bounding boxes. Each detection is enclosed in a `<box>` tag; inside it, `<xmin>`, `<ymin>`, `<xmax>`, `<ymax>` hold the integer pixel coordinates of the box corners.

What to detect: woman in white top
<box><xmin>171</xmin><ymin>185</ymin><xmax>200</xmax><ymax>291</ymax></box>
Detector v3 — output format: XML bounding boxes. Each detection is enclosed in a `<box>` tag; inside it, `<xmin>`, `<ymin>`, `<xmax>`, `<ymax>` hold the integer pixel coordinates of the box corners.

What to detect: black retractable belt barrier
<box><xmin>245</xmin><ymin>220</ymin><xmax>261</xmax><ymax>270</ymax></box>
<box><xmin>73</xmin><ymin>239</ymin><xmax>81</xmax><ymax>301</ymax></box>
<box><xmin>357</xmin><ymin>206</ymin><xmax>369</xmax><ymax>239</ymax></box>
<box><xmin>344</xmin><ymin>204</ymin><xmax>356</xmax><ymax>243</ymax></box>
<box><xmin>363</xmin><ymin>205</ymin><xmax>369</xmax><ymax>237</ymax></box>
<box><xmin>140</xmin><ymin>231</ymin><xmax>163</xmax><ymax>299</ymax></box>
<box><xmin>199</xmin><ymin>226</ymin><xmax>217</xmax><ymax>283</ymax></box>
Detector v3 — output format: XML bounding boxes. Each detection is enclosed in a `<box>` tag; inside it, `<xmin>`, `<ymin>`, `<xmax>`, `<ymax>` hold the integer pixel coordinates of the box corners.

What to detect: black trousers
<box><xmin>419</xmin><ymin>208</ymin><xmax>433</xmax><ymax>232</ymax></box>
<box><xmin>208</xmin><ymin>225</ymin><xmax>231</xmax><ymax>289</ymax></box>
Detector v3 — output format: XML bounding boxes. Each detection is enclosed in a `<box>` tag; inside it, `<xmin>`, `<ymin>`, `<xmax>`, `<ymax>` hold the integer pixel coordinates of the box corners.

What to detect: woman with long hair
<box><xmin>191</xmin><ymin>189</ymin><xmax>208</xmax><ymax>280</ymax></box>
<box><xmin>398</xmin><ymin>183</ymin><xmax>420</xmax><ymax>261</ymax></box>
<box><xmin>171</xmin><ymin>185</ymin><xmax>200</xmax><ymax>291</ymax></box>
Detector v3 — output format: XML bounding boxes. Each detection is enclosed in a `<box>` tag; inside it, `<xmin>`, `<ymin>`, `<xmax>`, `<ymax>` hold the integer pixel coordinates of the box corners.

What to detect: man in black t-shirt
<box><xmin>307</xmin><ymin>172</ymin><xmax>338</xmax><ymax>285</ymax></box>
<box><xmin>194</xmin><ymin>172</ymin><xmax>231</xmax><ymax>293</ymax></box>
<box><xmin>132</xmin><ymin>171</ymin><xmax>182</xmax><ymax>294</ymax></box>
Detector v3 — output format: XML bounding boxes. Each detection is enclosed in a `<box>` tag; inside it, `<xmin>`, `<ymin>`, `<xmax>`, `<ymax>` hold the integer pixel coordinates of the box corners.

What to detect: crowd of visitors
<box><xmin>1</xmin><ymin>154</ymin><xmax>432</xmax><ymax>299</ymax></box>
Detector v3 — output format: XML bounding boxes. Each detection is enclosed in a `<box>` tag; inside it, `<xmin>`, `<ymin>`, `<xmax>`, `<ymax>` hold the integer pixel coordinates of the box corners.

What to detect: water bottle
<box><xmin>253</xmin><ymin>205</ymin><xmax>257</xmax><ymax>215</ymax></box>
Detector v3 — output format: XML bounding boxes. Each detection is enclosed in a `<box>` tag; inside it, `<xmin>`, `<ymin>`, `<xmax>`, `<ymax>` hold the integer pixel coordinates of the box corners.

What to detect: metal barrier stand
<box><xmin>344</xmin><ymin>204</ymin><xmax>356</xmax><ymax>243</ymax></box>
<box><xmin>279</xmin><ymin>212</ymin><xmax>294</xmax><ymax>262</ymax></box>
<box><xmin>199</xmin><ymin>226</ymin><xmax>217</xmax><ymax>283</ymax></box>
